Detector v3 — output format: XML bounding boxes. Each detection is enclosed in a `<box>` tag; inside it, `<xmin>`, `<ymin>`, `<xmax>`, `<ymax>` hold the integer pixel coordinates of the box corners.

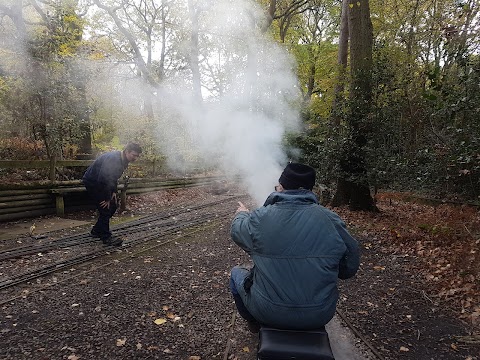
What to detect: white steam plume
<box><xmin>152</xmin><ymin>0</ymin><xmax>302</xmax><ymax>205</ymax></box>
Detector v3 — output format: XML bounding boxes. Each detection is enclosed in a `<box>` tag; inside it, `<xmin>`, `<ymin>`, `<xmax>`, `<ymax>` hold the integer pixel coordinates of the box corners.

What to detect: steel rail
<box><xmin>0</xmin><ymin>211</ymin><xmax>232</xmax><ymax>291</ymax></box>
<box><xmin>0</xmin><ymin>194</ymin><xmax>244</xmax><ymax>261</ymax></box>
<box><xmin>335</xmin><ymin>309</ymin><xmax>385</xmax><ymax>360</ymax></box>
<box><xmin>0</xmin><ymin>195</ymin><xmax>386</xmax><ymax>360</ymax></box>
<box><xmin>0</xmin><ymin>200</ymin><xmax>241</xmax><ymax>291</ymax></box>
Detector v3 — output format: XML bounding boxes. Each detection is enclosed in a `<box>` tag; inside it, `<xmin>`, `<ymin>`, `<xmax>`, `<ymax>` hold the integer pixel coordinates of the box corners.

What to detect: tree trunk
<box><xmin>188</xmin><ymin>0</ymin><xmax>203</xmax><ymax>106</ymax></box>
<box><xmin>331</xmin><ymin>0</ymin><xmax>378</xmax><ymax>212</ymax></box>
<box><xmin>330</xmin><ymin>0</ymin><xmax>349</xmax><ymax>128</ymax></box>
<box><xmin>73</xmin><ymin>67</ymin><xmax>92</xmax><ymax>156</ymax></box>
<box><xmin>261</xmin><ymin>0</ymin><xmax>277</xmax><ymax>33</ymax></box>
<box><xmin>305</xmin><ymin>59</ymin><xmax>316</xmax><ymax>101</ymax></box>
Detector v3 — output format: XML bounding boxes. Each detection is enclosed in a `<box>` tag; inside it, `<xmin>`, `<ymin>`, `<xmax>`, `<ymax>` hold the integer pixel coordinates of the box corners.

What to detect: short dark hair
<box><xmin>124</xmin><ymin>142</ymin><xmax>142</xmax><ymax>153</ymax></box>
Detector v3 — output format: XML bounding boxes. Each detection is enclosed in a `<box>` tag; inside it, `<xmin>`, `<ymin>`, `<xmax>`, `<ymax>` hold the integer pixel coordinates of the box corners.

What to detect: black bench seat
<box><xmin>257</xmin><ymin>327</ymin><xmax>335</xmax><ymax>360</ymax></box>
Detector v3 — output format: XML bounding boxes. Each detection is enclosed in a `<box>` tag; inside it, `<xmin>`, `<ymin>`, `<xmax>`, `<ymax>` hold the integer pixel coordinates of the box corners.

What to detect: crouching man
<box><xmin>83</xmin><ymin>142</ymin><xmax>142</xmax><ymax>246</ymax></box>
<box><xmin>229</xmin><ymin>163</ymin><xmax>360</xmax><ymax>332</ymax></box>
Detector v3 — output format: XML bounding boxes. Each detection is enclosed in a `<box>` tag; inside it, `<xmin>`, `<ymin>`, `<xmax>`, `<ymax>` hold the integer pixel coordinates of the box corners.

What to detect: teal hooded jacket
<box><xmin>231</xmin><ymin>189</ymin><xmax>360</xmax><ymax>329</ymax></box>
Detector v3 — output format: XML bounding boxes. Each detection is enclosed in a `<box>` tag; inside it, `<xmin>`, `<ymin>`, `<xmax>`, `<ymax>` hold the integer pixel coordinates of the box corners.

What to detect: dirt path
<box><xmin>0</xmin><ymin>187</ymin><xmax>478</xmax><ymax>359</ymax></box>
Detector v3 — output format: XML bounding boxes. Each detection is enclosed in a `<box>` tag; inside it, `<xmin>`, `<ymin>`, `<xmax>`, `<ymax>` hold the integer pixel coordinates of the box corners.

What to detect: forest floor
<box><xmin>0</xmin><ymin>185</ymin><xmax>479</xmax><ymax>359</ymax></box>
<box><xmin>334</xmin><ymin>192</ymin><xmax>480</xmax><ymax>360</ymax></box>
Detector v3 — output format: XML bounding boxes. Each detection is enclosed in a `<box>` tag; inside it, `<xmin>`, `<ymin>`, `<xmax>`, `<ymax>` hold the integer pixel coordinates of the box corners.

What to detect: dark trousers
<box><xmin>230</xmin><ymin>265</ymin><xmax>258</xmax><ymax>323</ymax></box>
<box><xmin>85</xmin><ymin>185</ymin><xmax>117</xmax><ymax>240</ymax></box>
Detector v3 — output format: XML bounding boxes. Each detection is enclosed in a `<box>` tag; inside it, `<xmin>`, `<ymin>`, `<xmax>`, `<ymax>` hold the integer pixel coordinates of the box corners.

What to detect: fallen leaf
<box><xmin>154</xmin><ymin>318</ymin><xmax>167</xmax><ymax>325</ymax></box>
<box><xmin>162</xmin><ymin>305</ymin><xmax>169</xmax><ymax>311</ymax></box>
<box><xmin>242</xmin><ymin>346</ymin><xmax>250</xmax><ymax>352</ymax></box>
<box><xmin>189</xmin><ymin>356</ymin><xmax>201</xmax><ymax>360</ymax></box>
<box><xmin>67</xmin><ymin>355</ymin><xmax>79</xmax><ymax>360</ymax></box>
<box><xmin>116</xmin><ymin>338</ymin><xmax>126</xmax><ymax>347</ymax></box>
<box><xmin>166</xmin><ymin>312</ymin><xmax>175</xmax><ymax>319</ymax></box>
<box><xmin>136</xmin><ymin>343</ymin><xmax>142</xmax><ymax>349</ymax></box>
<box><xmin>455</xmin><ymin>334</ymin><xmax>480</xmax><ymax>344</ymax></box>
<box><xmin>399</xmin><ymin>346</ymin><xmax>409</xmax><ymax>352</ymax></box>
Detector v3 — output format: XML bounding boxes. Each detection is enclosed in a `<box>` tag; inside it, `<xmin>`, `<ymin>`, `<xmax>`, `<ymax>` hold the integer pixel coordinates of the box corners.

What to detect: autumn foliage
<box><xmin>335</xmin><ymin>192</ymin><xmax>480</xmax><ymax>330</ymax></box>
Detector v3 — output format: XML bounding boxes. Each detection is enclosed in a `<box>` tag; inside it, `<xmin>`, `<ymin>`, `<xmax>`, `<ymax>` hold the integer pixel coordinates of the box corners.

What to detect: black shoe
<box><xmin>102</xmin><ymin>236</ymin><xmax>123</xmax><ymax>246</ymax></box>
<box><xmin>90</xmin><ymin>229</ymin><xmax>101</xmax><ymax>238</ymax></box>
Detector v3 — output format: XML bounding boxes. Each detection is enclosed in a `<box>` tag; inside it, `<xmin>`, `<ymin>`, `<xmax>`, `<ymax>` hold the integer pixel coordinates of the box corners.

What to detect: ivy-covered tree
<box><xmin>330</xmin><ymin>0</ymin><xmax>377</xmax><ymax>210</ymax></box>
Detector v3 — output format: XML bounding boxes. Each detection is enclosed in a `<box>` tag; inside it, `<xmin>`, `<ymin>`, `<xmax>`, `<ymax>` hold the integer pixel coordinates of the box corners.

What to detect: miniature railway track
<box><xmin>0</xmin><ymin>194</ymin><xmax>246</xmax><ymax>292</ymax></box>
<box><xmin>0</xmin><ymin>192</ymin><xmax>387</xmax><ymax>360</ymax></box>
<box><xmin>0</xmin><ymin>195</ymin><xmax>244</xmax><ymax>261</ymax></box>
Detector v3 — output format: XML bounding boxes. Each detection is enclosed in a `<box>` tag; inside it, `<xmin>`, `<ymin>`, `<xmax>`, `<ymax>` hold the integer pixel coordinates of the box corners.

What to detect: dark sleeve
<box><xmin>230</xmin><ymin>211</ymin><xmax>255</xmax><ymax>254</ymax></box>
<box><xmin>97</xmin><ymin>153</ymin><xmax>123</xmax><ymax>200</ymax></box>
<box><xmin>337</xmin><ymin>222</ymin><xmax>360</xmax><ymax>280</ymax></box>
<box><xmin>324</xmin><ymin>209</ymin><xmax>360</xmax><ymax>279</ymax></box>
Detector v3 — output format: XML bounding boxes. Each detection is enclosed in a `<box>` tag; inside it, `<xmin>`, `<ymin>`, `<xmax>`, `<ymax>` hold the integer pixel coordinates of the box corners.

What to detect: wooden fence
<box><xmin>0</xmin><ymin>176</ymin><xmax>221</xmax><ymax>222</ymax></box>
<box><xmin>0</xmin><ymin>160</ymin><xmax>219</xmax><ymax>222</ymax></box>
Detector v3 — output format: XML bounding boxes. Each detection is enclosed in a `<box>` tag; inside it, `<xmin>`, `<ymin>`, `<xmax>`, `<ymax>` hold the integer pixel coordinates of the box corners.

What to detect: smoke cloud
<box><xmin>151</xmin><ymin>0</ymin><xmax>302</xmax><ymax>205</ymax></box>
<box><xmin>0</xmin><ymin>0</ymin><xmax>303</xmax><ymax>205</ymax></box>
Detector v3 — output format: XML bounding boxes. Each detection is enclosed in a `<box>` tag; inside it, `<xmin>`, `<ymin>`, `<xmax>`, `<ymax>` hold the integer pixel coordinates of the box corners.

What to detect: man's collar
<box><xmin>263</xmin><ymin>189</ymin><xmax>318</xmax><ymax>206</ymax></box>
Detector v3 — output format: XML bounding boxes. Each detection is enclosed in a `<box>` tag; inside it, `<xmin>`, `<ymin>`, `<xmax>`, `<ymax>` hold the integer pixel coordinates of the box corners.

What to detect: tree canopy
<box><xmin>0</xmin><ymin>0</ymin><xmax>479</xmax><ymax>203</ymax></box>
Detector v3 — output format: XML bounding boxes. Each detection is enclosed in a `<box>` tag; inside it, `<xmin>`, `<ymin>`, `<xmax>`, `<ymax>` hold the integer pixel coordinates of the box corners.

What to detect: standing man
<box><xmin>229</xmin><ymin>163</ymin><xmax>360</xmax><ymax>332</ymax></box>
<box><xmin>83</xmin><ymin>142</ymin><xmax>142</xmax><ymax>246</ymax></box>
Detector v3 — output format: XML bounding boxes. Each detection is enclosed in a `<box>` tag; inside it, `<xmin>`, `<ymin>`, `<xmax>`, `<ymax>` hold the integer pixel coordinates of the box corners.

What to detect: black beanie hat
<box><xmin>279</xmin><ymin>163</ymin><xmax>316</xmax><ymax>190</ymax></box>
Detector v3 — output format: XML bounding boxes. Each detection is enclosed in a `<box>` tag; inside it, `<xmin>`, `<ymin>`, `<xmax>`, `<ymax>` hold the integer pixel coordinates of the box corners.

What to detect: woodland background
<box><xmin>0</xmin><ymin>0</ymin><xmax>479</xmax><ymax>343</ymax></box>
<box><xmin>0</xmin><ymin>0</ymin><xmax>479</xmax><ymax>207</ymax></box>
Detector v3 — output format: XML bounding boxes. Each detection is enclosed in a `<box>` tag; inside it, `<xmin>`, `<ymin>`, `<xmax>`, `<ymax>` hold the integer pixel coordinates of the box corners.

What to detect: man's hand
<box><xmin>99</xmin><ymin>200</ymin><xmax>110</xmax><ymax>209</ymax></box>
<box><xmin>236</xmin><ymin>201</ymin><xmax>249</xmax><ymax>214</ymax></box>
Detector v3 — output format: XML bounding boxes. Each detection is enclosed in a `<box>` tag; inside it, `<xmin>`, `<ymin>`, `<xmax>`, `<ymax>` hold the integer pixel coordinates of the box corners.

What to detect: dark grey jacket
<box><xmin>82</xmin><ymin>151</ymin><xmax>126</xmax><ymax>201</ymax></box>
<box><xmin>231</xmin><ymin>190</ymin><xmax>360</xmax><ymax>329</ymax></box>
